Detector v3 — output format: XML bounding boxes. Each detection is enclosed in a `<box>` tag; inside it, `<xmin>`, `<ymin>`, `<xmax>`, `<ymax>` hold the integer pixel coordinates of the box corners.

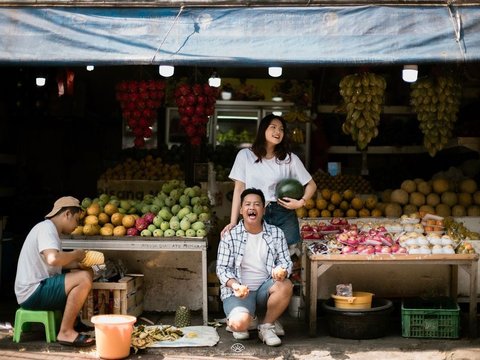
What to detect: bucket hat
<box><xmin>45</xmin><ymin>196</ymin><xmax>81</xmax><ymax>218</ymax></box>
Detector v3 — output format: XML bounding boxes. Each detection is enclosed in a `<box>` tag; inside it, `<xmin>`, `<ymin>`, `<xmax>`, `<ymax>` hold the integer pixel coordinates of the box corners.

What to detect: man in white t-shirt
<box><xmin>216</xmin><ymin>188</ymin><xmax>293</xmax><ymax>346</ymax></box>
<box><xmin>14</xmin><ymin>196</ymin><xmax>94</xmax><ymax>347</ymax></box>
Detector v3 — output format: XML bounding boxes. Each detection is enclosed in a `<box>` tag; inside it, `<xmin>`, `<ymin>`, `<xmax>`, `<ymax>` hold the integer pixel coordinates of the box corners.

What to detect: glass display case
<box><xmin>166</xmin><ymin>100</ymin><xmax>311</xmax><ymax>167</ymax></box>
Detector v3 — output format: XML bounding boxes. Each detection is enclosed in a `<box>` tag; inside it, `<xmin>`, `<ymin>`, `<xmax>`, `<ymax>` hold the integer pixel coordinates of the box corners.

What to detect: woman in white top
<box><xmin>222</xmin><ymin>114</ymin><xmax>317</xmax><ymax>245</ymax></box>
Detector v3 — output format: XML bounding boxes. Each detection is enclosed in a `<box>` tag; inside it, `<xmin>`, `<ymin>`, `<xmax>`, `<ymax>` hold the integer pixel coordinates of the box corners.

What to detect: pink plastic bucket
<box><xmin>91</xmin><ymin>314</ymin><xmax>136</xmax><ymax>359</ymax></box>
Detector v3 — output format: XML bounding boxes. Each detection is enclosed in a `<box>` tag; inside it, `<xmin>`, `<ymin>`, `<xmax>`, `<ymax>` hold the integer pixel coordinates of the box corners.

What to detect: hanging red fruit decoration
<box><xmin>175</xmin><ymin>83</ymin><xmax>217</xmax><ymax>146</ymax></box>
<box><xmin>115</xmin><ymin>80</ymin><xmax>166</xmax><ymax>148</ymax></box>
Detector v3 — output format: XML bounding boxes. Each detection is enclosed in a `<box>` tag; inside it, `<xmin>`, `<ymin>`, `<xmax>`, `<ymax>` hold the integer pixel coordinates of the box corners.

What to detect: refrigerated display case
<box><xmin>165</xmin><ymin>100</ymin><xmax>311</xmax><ymax>167</ymax></box>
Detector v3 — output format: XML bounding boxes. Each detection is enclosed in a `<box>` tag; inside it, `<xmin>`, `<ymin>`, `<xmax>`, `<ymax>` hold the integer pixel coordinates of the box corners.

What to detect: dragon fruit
<box><xmin>135</xmin><ymin>217</ymin><xmax>149</xmax><ymax>231</ymax></box>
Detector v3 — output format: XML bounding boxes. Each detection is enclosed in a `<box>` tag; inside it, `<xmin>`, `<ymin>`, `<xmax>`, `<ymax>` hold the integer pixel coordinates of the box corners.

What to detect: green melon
<box><xmin>275</xmin><ymin>178</ymin><xmax>304</xmax><ymax>200</ymax></box>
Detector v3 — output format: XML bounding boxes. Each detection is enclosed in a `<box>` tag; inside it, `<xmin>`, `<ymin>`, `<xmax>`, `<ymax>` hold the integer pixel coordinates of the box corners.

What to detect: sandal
<box><xmin>58</xmin><ymin>333</ymin><xmax>95</xmax><ymax>347</ymax></box>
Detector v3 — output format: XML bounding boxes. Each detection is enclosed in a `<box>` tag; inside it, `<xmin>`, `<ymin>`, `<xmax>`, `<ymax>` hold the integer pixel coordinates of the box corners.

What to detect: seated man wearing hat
<box><xmin>14</xmin><ymin>196</ymin><xmax>95</xmax><ymax>347</ymax></box>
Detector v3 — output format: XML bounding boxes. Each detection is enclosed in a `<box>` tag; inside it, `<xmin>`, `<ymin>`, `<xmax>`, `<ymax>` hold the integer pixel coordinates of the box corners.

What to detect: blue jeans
<box><xmin>223</xmin><ymin>279</ymin><xmax>274</xmax><ymax>319</ymax></box>
<box><xmin>264</xmin><ymin>202</ymin><xmax>300</xmax><ymax>245</ymax></box>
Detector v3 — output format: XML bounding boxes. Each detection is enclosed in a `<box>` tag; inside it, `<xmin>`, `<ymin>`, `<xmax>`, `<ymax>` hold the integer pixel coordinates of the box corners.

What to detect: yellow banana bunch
<box><xmin>80</xmin><ymin>250</ymin><xmax>105</xmax><ymax>267</ymax></box>
<box><xmin>284</xmin><ymin>110</ymin><xmax>309</xmax><ymax>123</ymax></box>
<box><xmin>410</xmin><ymin>75</ymin><xmax>461</xmax><ymax>156</ymax></box>
<box><xmin>339</xmin><ymin>72</ymin><xmax>386</xmax><ymax>150</ymax></box>
<box><xmin>290</xmin><ymin>127</ymin><xmax>305</xmax><ymax>143</ymax></box>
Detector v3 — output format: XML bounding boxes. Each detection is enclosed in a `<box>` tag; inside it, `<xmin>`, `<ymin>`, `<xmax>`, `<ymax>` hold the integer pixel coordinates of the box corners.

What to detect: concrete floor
<box><xmin>1</xmin><ymin>293</ymin><xmax>480</xmax><ymax>360</ymax></box>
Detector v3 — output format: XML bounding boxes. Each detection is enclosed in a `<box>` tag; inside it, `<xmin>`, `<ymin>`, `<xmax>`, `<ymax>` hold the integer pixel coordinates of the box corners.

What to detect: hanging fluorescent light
<box><xmin>35</xmin><ymin>77</ymin><xmax>46</xmax><ymax>87</ymax></box>
<box><xmin>86</xmin><ymin>65</ymin><xmax>95</xmax><ymax>71</ymax></box>
<box><xmin>402</xmin><ymin>65</ymin><xmax>418</xmax><ymax>83</ymax></box>
<box><xmin>208</xmin><ymin>72</ymin><xmax>221</xmax><ymax>88</ymax></box>
<box><xmin>268</xmin><ymin>67</ymin><xmax>282</xmax><ymax>78</ymax></box>
<box><xmin>159</xmin><ymin>65</ymin><xmax>174</xmax><ymax>77</ymax></box>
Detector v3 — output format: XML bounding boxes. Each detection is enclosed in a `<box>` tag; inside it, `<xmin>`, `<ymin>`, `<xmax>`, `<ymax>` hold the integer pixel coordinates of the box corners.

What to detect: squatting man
<box><xmin>216</xmin><ymin>188</ymin><xmax>293</xmax><ymax>346</ymax></box>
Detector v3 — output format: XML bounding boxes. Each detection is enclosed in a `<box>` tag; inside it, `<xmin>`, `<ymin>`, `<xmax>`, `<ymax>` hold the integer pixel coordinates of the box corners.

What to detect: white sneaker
<box><xmin>226</xmin><ymin>316</ymin><xmax>258</xmax><ymax>340</ymax></box>
<box><xmin>232</xmin><ymin>331</ymin><xmax>250</xmax><ymax>340</ymax></box>
<box><xmin>258</xmin><ymin>323</ymin><xmax>282</xmax><ymax>346</ymax></box>
<box><xmin>274</xmin><ymin>320</ymin><xmax>285</xmax><ymax>336</ymax></box>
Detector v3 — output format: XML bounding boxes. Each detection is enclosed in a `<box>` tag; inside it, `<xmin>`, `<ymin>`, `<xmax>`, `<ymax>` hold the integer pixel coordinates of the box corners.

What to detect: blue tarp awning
<box><xmin>0</xmin><ymin>6</ymin><xmax>479</xmax><ymax>65</ymax></box>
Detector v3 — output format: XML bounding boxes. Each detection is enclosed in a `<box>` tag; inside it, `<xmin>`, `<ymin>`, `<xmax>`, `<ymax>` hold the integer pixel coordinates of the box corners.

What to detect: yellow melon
<box><xmin>320</xmin><ymin>209</ymin><xmax>331</xmax><ymax>217</ymax></box>
<box><xmin>371</xmin><ymin>208</ymin><xmax>383</xmax><ymax>217</ymax></box>
<box><xmin>358</xmin><ymin>208</ymin><xmax>370</xmax><ymax>217</ymax></box>
<box><xmin>333</xmin><ymin>209</ymin><xmax>344</xmax><ymax>218</ymax></box>
<box><xmin>330</xmin><ymin>192</ymin><xmax>342</xmax><ymax>206</ymax></box>
<box><xmin>458</xmin><ymin>193</ymin><xmax>473</xmax><ymax>207</ymax></box>
<box><xmin>365</xmin><ymin>195</ymin><xmax>378</xmax><ymax>210</ymax></box>
<box><xmin>71</xmin><ymin>226</ymin><xmax>83</xmax><ymax>235</ymax></box>
<box><xmin>104</xmin><ymin>203</ymin><xmax>119</xmax><ymax>216</ymax></box>
<box><xmin>84</xmin><ymin>215</ymin><xmax>99</xmax><ymax>226</ymax></box>
<box><xmin>426</xmin><ymin>193</ymin><xmax>441</xmax><ymax>207</ymax></box>
<box><xmin>83</xmin><ymin>223</ymin><xmax>100</xmax><ymax>236</ymax></box>
<box><xmin>390</xmin><ymin>189</ymin><xmax>409</xmax><ymax>205</ymax></box>
<box><xmin>100</xmin><ymin>226</ymin><xmax>113</xmax><ymax>236</ymax></box>
<box><xmin>419</xmin><ymin>205</ymin><xmax>435</xmax><ymax>215</ymax></box>
<box><xmin>474</xmin><ymin>191</ymin><xmax>480</xmax><ymax>205</ymax></box>
<box><xmin>97</xmin><ymin>212</ymin><xmax>110</xmax><ymax>225</ymax></box>
<box><xmin>417</xmin><ymin>181</ymin><xmax>432</xmax><ymax>195</ymax></box>
<box><xmin>339</xmin><ymin>200</ymin><xmax>350</xmax><ymax>211</ymax></box>
<box><xmin>351</xmin><ymin>197</ymin><xmax>364</xmax><ymax>211</ymax></box>
<box><xmin>296</xmin><ymin>207</ymin><xmax>308</xmax><ymax>218</ymax></box>
<box><xmin>441</xmin><ymin>192</ymin><xmax>458</xmax><ymax>207</ymax></box>
<box><xmin>111</xmin><ymin>212</ymin><xmax>124</xmax><ymax>226</ymax></box>
<box><xmin>304</xmin><ymin>198</ymin><xmax>315</xmax><ymax>210</ymax></box>
<box><xmin>381</xmin><ymin>189</ymin><xmax>392</xmax><ymax>203</ymax></box>
<box><xmin>346</xmin><ymin>208</ymin><xmax>357</xmax><ymax>217</ymax></box>
<box><xmin>409</xmin><ymin>192</ymin><xmax>425</xmax><ymax>207</ymax></box>
<box><xmin>113</xmin><ymin>225</ymin><xmax>127</xmax><ymax>236</ymax></box>
<box><xmin>432</xmin><ymin>178</ymin><xmax>450</xmax><ymax>194</ymax></box>
<box><xmin>459</xmin><ymin>179</ymin><xmax>478</xmax><ymax>194</ymax></box>
<box><xmin>103</xmin><ymin>223</ymin><xmax>114</xmax><ymax>229</ymax></box>
<box><xmin>343</xmin><ymin>189</ymin><xmax>354</xmax><ymax>201</ymax></box>
<box><xmin>385</xmin><ymin>203</ymin><xmax>402</xmax><ymax>218</ymax></box>
<box><xmin>467</xmin><ymin>205</ymin><xmax>480</xmax><ymax>216</ymax></box>
<box><xmin>401</xmin><ymin>179</ymin><xmax>416</xmax><ymax>193</ymax></box>
<box><xmin>122</xmin><ymin>214</ymin><xmax>136</xmax><ymax>228</ymax></box>
<box><xmin>86</xmin><ymin>203</ymin><xmax>101</xmax><ymax>216</ymax></box>
<box><xmin>315</xmin><ymin>198</ymin><xmax>328</xmax><ymax>210</ymax></box>
<box><xmin>320</xmin><ymin>188</ymin><xmax>331</xmax><ymax>200</ymax></box>
<box><xmin>435</xmin><ymin>203</ymin><xmax>451</xmax><ymax>217</ymax></box>
<box><xmin>308</xmin><ymin>208</ymin><xmax>320</xmax><ymax>218</ymax></box>
<box><xmin>451</xmin><ymin>205</ymin><xmax>466</xmax><ymax>217</ymax></box>
<box><xmin>403</xmin><ymin>204</ymin><xmax>418</xmax><ymax>215</ymax></box>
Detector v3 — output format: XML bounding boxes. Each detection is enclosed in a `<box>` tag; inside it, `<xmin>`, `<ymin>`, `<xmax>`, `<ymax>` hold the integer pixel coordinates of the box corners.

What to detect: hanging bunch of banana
<box><xmin>410</xmin><ymin>75</ymin><xmax>462</xmax><ymax>157</ymax></box>
<box><xmin>339</xmin><ymin>72</ymin><xmax>386</xmax><ymax>150</ymax></box>
<box><xmin>290</xmin><ymin>127</ymin><xmax>305</xmax><ymax>143</ymax></box>
<box><xmin>284</xmin><ymin>110</ymin><xmax>310</xmax><ymax>123</ymax></box>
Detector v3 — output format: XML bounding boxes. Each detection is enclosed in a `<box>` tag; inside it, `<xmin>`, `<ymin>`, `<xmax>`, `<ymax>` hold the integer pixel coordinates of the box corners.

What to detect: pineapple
<box><xmin>174</xmin><ymin>305</ymin><xmax>191</xmax><ymax>328</ymax></box>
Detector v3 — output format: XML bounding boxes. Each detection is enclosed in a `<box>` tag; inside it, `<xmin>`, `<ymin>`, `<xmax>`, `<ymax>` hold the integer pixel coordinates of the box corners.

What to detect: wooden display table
<box><xmin>61</xmin><ymin>235</ymin><xmax>209</xmax><ymax>325</ymax></box>
<box><xmin>306</xmin><ymin>253</ymin><xmax>479</xmax><ymax>337</ymax></box>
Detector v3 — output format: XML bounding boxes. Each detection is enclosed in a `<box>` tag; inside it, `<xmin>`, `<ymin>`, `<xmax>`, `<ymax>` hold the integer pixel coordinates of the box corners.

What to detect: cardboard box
<box><xmin>81</xmin><ymin>274</ymin><xmax>144</xmax><ymax>321</ymax></box>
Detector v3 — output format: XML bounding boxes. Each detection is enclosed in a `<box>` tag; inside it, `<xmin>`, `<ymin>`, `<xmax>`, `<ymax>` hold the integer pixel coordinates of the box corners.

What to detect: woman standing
<box><xmin>222</xmin><ymin>114</ymin><xmax>317</xmax><ymax>246</ymax></box>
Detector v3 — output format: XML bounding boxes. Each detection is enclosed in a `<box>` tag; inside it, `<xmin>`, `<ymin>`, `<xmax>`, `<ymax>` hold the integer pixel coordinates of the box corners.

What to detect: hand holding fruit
<box><xmin>272</xmin><ymin>266</ymin><xmax>288</xmax><ymax>281</ymax></box>
<box><xmin>232</xmin><ymin>283</ymin><xmax>249</xmax><ymax>298</ymax></box>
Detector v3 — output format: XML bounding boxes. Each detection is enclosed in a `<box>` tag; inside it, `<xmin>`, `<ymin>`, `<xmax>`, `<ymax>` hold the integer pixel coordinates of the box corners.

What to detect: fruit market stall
<box><xmin>305</xmin><ymin>253</ymin><xmax>479</xmax><ymax>338</ymax></box>
<box><xmin>62</xmin><ymin>235</ymin><xmax>209</xmax><ymax>325</ymax></box>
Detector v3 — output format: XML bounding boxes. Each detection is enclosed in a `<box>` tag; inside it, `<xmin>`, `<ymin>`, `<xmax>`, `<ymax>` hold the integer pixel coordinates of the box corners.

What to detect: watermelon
<box><xmin>275</xmin><ymin>178</ymin><xmax>304</xmax><ymax>200</ymax></box>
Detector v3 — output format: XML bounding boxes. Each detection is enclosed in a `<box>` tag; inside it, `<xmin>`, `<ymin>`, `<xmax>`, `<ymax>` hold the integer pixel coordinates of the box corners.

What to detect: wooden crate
<box><xmin>208</xmin><ymin>273</ymin><xmax>221</xmax><ymax>313</ymax></box>
<box><xmin>81</xmin><ymin>274</ymin><xmax>144</xmax><ymax>321</ymax></box>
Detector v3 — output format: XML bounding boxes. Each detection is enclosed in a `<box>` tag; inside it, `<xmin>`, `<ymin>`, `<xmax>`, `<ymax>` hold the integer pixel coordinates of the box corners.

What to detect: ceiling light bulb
<box><xmin>36</xmin><ymin>77</ymin><xmax>46</xmax><ymax>87</ymax></box>
<box><xmin>268</xmin><ymin>67</ymin><xmax>282</xmax><ymax>78</ymax></box>
<box><xmin>86</xmin><ymin>65</ymin><xmax>95</xmax><ymax>71</ymax></box>
<box><xmin>159</xmin><ymin>65</ymin><xmax>174</xmax><ymax>77</ymax></box>
<box><xmin>402</xmin><ymin>65</ymin><xmax>418</xmax><ymax>83</ymax></box>
<box><xmin>208</xmin><ymin>74</ymin><xmax>221</xmax><ymax>88</ymax></box>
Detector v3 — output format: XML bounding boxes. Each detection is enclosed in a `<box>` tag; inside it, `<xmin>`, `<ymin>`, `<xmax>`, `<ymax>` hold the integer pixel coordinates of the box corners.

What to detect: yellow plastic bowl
<box><xmin>331</xmin><ymin>291</ymin><xmax>374</xmax><ymax>309</ymax></box>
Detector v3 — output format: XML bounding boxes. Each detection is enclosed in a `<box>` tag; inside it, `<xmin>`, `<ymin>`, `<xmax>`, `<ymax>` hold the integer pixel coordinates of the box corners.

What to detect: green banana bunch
<box><xmin>339</xmin><ymin>72</ymin><xmax>386</xmax><ymax>150</ymax></box>
<box><xmin>410</xmin><ymin>75</ymin><xmax>461</xmax><ymax>156</ymax></box>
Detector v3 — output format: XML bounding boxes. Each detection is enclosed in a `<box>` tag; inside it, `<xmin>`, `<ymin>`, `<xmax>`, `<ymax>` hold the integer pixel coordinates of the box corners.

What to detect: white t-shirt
<box><xmin>229</xmin><ymin>148</ymin><xmax>312</xmax><ymax>202</ymax></box>
<box><xmin>14</xmin><ymin>220</ymin><xmax>62</xmax><ymax>304</ymax></box>
<box><xmin>241</xmin><ymin>232</ymin><xmax>269</xmax><ymax>291</ymax></box>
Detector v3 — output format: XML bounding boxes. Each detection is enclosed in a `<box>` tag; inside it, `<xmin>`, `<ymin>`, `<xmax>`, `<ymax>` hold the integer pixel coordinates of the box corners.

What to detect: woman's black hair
<box><xmin>251</xmin><ymin>113</ymin><xmax>291</xmax><ymax>163</ymax></box>
<box><xmin>240</xmin><ymin>188</ymin><xmax>265</xmax><ymax>205</ymax></box>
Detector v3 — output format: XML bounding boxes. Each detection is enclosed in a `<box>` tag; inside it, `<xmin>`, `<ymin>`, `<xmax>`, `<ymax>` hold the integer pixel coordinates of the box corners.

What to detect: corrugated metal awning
<box><xmin>0</xmin><ymin>5</ymin><xmax>478</xmax><ymax>65</ymax></box>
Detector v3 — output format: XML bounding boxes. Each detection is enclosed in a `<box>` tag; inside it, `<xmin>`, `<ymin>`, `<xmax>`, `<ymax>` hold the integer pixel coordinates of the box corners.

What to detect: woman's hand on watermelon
<box><xmin>278</xmin><ymin>197</ymin><xmax>304</xmax><ymax>210</ymax></box>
